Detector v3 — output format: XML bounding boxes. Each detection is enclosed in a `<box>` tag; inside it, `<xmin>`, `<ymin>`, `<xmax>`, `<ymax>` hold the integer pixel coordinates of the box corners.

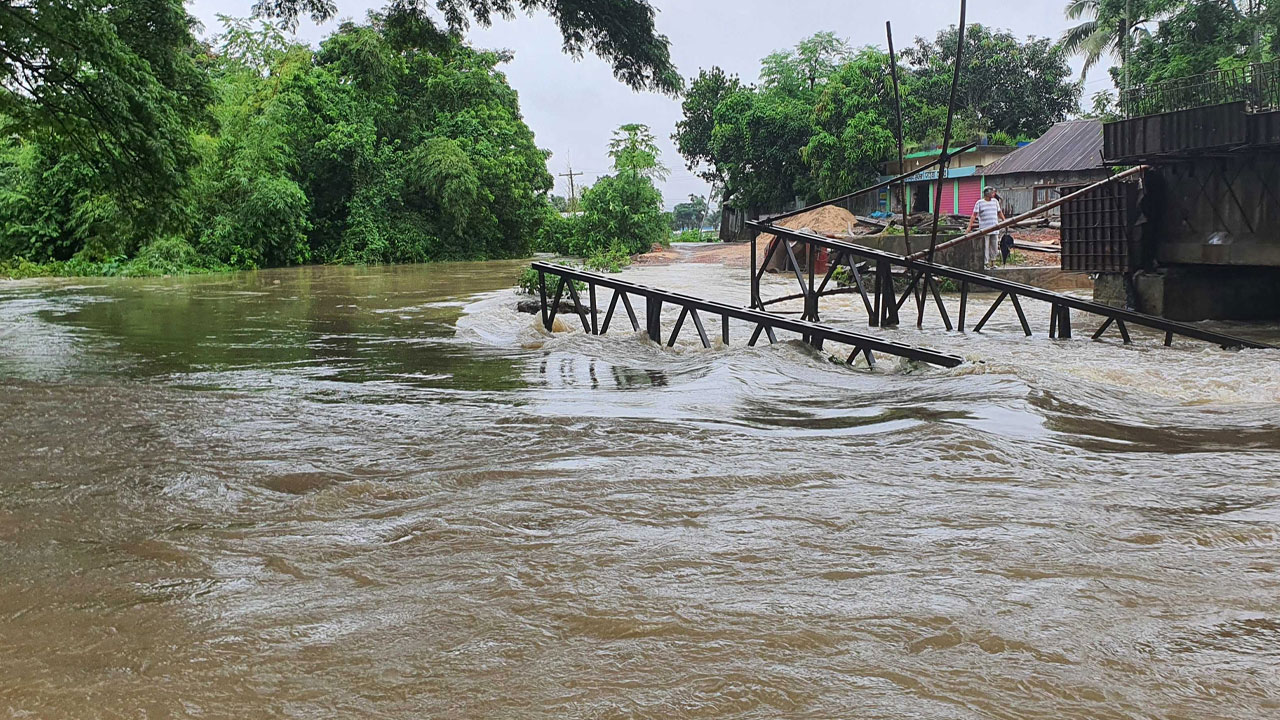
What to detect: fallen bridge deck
<box><xmin>747</xmin><ymin>222</ymin><xmax>1275</xmax><ymax>351</ymax></box>
<box><xmin>531</xmin><ymin>262</ymin><xmax>965</xmax><ymax>369</ymax></box>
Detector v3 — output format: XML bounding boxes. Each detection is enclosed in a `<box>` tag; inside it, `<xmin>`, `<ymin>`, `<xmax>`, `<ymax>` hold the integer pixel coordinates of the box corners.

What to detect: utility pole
<box><xmin>1122</xmin><ymin>0</ymin><xmax>1131</xmax><ymax>93</ymax></box>
<box><xmin>559</xmin><ymin>162</ymin><xmax>584</xmax><ymax>213</ymax></box>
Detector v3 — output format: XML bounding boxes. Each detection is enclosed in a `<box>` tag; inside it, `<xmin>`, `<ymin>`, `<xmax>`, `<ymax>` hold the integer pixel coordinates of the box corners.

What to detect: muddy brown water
<box><xmin>2</xmin><ymin>255</ymin><xmax>1279</xmax><ymax>719</ymax></box>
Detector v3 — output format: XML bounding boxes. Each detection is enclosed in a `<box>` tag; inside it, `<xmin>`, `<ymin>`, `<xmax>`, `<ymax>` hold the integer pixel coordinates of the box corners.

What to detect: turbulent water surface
<box><xmin>2</xmin><ymin>254</ymin><xmax>1279</xmax><ymax>719</ymax></box>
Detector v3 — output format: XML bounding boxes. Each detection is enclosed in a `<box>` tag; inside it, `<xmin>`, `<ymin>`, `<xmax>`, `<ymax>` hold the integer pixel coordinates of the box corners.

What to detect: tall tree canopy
<box><xmin>197</xmin><ymin>9</ymin><xmax>554</xmax><ymax>266</ymax></box>
<box><xmin>0</xmin><ymin>0</ymin><xmax>210</xmax><ymax>201</ymax></box>
<box><xmin>1124</xmin><ymin>0</ymin><xmax>1277</xmax><ymax>84</ymax></box>
<box><xmin>1</xmin><ymin>8</ymin><xmax>555</xmax><ymax>268</ymax></box>
<box><xmin>608</xmin><ymin>123</ymin><xmax>669</xmax><ymax>181</ymax></box>
<box><xmin>537</xmin><ymin>123</ymin><xmax>667</xmax><ymax>258</ymax></box>
<box><xmin>1062</xmin><ymin>0</ymin><xmax>1278</xmax><ymax>91</ymax></box>
<box><xmin>252</xmin><ymin>0</ymin><xmax>680</xmax><ymax>93</ymax></box>
<box><xmin>674</xmin><ymin>28</ymin><xmax>1079</xmax><ymax>210</ymax></box>
<box><xmin>1</xmin><ymin>0</ymin><xmax>693</xmax><ymax>274</ymax></box>
<box><xmin>1061</xmin><ymin>0</ymin><xmax>1163</xmax><ymax>78</ymax></box>
<box><xmin>671</xmin><ymin>194</ymin><xmax>709</xmax><ymax>230</ymax></box>
<box><xmin>902</xmin><ymin>24</ymin><xmax>1081</xmax><ymax>138</ymax></box>
<box><xmin>673</xmin><ymin>67</ymin><xmax>742</xmax><ymax>188</ymax></box>
<box><xmin>802</xmin><ymin>48</ymin><xmax>898</xmax><ymax>201</ymax></box>
<box><xmin>759</xmin><ymin>31</ymin><xmax>853</xmax><ymax>96</ymax></box>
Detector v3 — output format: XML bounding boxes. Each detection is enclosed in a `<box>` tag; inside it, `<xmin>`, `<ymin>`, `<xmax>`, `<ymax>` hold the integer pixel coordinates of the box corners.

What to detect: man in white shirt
<box><xmin>967</xmin><ymin>186</ymin><xmax>1006</xmax><ymax>269</ymax></box>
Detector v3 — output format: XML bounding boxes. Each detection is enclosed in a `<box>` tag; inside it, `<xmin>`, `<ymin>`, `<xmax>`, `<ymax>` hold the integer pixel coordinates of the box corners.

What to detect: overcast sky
<box><xmin>190</xmin><ymin>1</ymin><xmax>1115</xmax><ymax>209</ymax></box>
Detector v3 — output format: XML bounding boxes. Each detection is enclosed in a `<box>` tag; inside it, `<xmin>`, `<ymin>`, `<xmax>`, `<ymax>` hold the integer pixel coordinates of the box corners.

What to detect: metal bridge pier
<box><xmin>645</xmin><ymin>295</ymin><xmax>663</xmax><ymax>343</ymax></box>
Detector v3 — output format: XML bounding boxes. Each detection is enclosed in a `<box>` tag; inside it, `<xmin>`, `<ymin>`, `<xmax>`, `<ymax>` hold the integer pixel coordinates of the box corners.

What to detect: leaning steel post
<box><xmin>886</xmin><ymin>20</ymin><xmax>912</xmax><ymax>256</ymax></box>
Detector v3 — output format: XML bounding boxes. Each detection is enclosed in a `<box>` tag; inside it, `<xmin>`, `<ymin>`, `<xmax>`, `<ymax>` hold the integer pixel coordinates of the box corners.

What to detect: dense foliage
<box><xmin>0</xmin><ymin>12</ymin><xmax>552</xmax><ymax>270</ymax></box>
<box><xmin>0</xmin><ymin>1</ymin><xmax>678</xmax><ymax>276</ymax></box>
<box><xmin>255</xmin><ymin>0</ymin><xmax>681</xmax><ymax>93</ymax></box>
<box><xmin>1063</xmin><ymin>0</ymin><xmax>1279</xmax><ymax>105</ymax></box>
<box><xmin>674</xmin><ymin>26</ymin><xmax>1080</xmax><ymax>211</ymax></box>
<box><xmin>0</xmin><ymin>0</ymin><xmax>210</xmax><ymax>203</ymax></box>
<box><xmin>902</xmin><ymin>25</ymin><xmax>1080</xmax><ymax>139</ymax></box>
<box><xmin>1123</xmin><ymin>0</ymin><xmax>1278</xmax><ymax>84</ymax></box>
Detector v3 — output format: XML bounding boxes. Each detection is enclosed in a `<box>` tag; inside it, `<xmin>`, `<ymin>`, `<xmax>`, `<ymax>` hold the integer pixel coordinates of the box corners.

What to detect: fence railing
<box><xmin>1119</xmin><ymin>60</ymin><xmax>1280</xmax><ymax>117</ymax></box>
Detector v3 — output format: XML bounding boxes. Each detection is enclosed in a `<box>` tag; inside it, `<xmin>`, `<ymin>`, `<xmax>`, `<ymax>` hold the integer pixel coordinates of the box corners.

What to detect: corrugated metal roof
<box><xmin>980</xmin><ymin>120</ymin><xmax>1104</xmax><ymax>176</ymax></box>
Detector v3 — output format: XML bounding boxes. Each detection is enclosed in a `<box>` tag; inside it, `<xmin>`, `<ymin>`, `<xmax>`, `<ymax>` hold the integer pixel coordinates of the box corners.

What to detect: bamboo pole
<box><xmin>886</xmin><ymin>21</ymin><xmax>911</xmax><ymax>256</ymax></box>
<box><xmin>925</xmin><ymin>0</ymin><xmax>967</xmax><ymax>264</ymax></box>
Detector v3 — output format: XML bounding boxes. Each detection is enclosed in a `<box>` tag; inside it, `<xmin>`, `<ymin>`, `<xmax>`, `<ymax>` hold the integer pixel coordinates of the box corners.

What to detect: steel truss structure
<box><xmin>532</xmin><ymin>262</ymin><xmax>964</xmax><ymax>369</ymax></box>
<box><xmin>745</xmin><ymin>223</ymin><xmax>1274</xmax><ymax>351</ymax></box>
<box><xmin>525</xmin><ymin>0</ymin><xmax>1272</xmax><ymax>376</ymax></box>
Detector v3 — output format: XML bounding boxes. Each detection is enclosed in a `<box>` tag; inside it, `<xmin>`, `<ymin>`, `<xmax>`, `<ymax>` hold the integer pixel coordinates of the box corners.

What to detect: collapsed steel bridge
<box><xmin>527</xmin><ymin>0</ymin><xmax>1272</xmax><ymax>371</ymax></box>
<box><xmin>746</xmin><ymin>223</ymin><xmax>1273</xmax><ymax>350</ymax></box>
<box><xmin>532</xmin><ymin>262</ymin><xmax>964</xmax><ymax>369</ymax></box>
<box><xmin>732</xmin><ymin>0</ymin><xmax>1272</xmax><ymax>354</ymax></box>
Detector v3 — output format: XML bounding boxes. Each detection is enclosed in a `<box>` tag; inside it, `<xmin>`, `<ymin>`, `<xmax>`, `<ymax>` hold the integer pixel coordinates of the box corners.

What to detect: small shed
<box><xmin>980</xmin><ymin>119</ymin><xmax>1110</xmax><ymax>219</ymax></box>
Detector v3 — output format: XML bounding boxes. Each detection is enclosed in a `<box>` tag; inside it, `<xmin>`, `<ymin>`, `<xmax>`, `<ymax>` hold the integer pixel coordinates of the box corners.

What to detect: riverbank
<box><xmin>0</xmin><ymin>253</ymin><xmax>538</xmax><ymax>282</ymax></box>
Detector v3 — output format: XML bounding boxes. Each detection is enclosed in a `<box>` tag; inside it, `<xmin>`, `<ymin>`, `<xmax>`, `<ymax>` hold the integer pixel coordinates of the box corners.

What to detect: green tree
<box><xmin>578</xmin><ymin>174</ymin><xmax>665</xmax><ymax>255</ymax></box>
<box><xmin>1061</xmin><ymin>1</ymin><xmax>1277</xmax><ymax>91</ymax></box>
<box><xmin>671</xmin><ymin>194</ymin><xmax>708</xmax><ymax>230</ymax></box>
<box><xmin>0</xmin><ymin>0</ymin><xmax>211</xmax><ymax>202</ymax></box>
<box><xmin>1061</xmin><ymin>0</ymin><xmax>1164</xmax><ymax>80</ymax></box>
<box><xmin>608</xmin><ymin>123</ymin><xmax>669</xmax><ymax>181</ymax></box>
<box><xmin>760</xmin><ymin>31</ymin><xmax>853</xmax><ymax>96</ymax></box>
<box><xmin>0</xmin><ymin>140</ymin><xmax>138</xmax><ymax>262</ymax></box>
<box><xmin>1121</xmin><ymin>1</ymin><xmax>1276</xmax><ymax>86</ymax></box>
<box><xmin>571</xmin><ymin>122</ymin><xmax>668</xmax><ymax>256</ymax></box>
<box><xmin>190</xmin><ymin>24</ymin><xmax>313</xmax><ymax>268</ymax></box>
<box><xmin>214</xmin><ymin>14</ymin><xmax>295</xmax><ymax>73</ymax></box>
<box><xmin>673</xmin><ymin>66</ymin><xmax>742</xmax><ymax>187</ymax></box>
<box><xmin>802</xmin><ymin>48</ymin><xmax>897</xmax><ymax>199</ymax></box>
<box><xmin>251</xmin><ymin>0</ymin><xmax>681</xmax><ymax>93</ymax></box>
<box><xmin>903</xmin><ymin>24</ymin><xmax>1081</xmax><ymax>137</ymax></box>
<box><xmin>190</xmin><ymin>9</ymin><xmax>552</xmax><ymax>267</ymax></box>
<box><xmin>708</xmin><ymin>88</ymin><xmax>815</xmax><ymax>208</ymax></box>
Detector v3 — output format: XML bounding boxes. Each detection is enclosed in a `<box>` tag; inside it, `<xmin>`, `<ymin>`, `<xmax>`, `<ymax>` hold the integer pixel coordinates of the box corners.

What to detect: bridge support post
<box><xmin>538</xmin><ymin>270</ymin><xmax>548</xmax><ymax>329</ymax></box>
<box><xmin>645</xmin><ymin>295</ymin><xmax>663</xmax><ymax>343</ymax></box>
<box><xmin>876</xmin><ymin>260</ymin><xmax>899</xmax><ymax>327</ymax></box>
<box><xmin>750</xmin><ymin>236</ymin><xmax>759</xmax><ymax>309</ymax></box>
<box><xmin>589</xmin><ymin>283</ymin><xmax>598</xmax><ymax>335</ymax></box>
<box><xmin>807</xmin><ymin>247</ymin><xmax>817</xmax><ymax>323</ymax></box>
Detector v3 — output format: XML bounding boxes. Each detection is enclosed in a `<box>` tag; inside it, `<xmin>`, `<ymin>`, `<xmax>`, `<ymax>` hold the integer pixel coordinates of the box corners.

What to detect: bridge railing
<box><xmin>746</xmin><ymin>223</ymin><xmax>1274</xmax><ymax>351</ymax></box>
<box><xmin>1119</xmin><ymin>59</ymin><xmax>1280</xmax><ymax>117</ymax></box>
<box><xmin>531</xmin><ymin>262</ymin><xmax>965</xmax><ymax>369</ymax></box>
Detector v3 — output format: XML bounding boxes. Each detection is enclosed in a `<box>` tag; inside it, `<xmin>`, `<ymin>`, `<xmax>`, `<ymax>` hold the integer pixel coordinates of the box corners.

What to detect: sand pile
<box><xmin>755</xmin><ymin>205</ymin><xmax>863</xmax><ymax>246</ymax></box>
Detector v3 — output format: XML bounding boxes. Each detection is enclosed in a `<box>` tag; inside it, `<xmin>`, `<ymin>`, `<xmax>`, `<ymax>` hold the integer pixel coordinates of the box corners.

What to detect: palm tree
<box><xmin>1060</xmin><ymin>0</ymin><xmax>1160</xmax><ymax>84</ymax></box>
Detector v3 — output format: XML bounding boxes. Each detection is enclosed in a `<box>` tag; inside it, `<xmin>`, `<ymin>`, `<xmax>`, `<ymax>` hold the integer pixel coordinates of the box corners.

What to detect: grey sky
<box><xmin>190</xmin><ymin>1</ymin><xmax>1115</xmax><ymax>209</ymax></box>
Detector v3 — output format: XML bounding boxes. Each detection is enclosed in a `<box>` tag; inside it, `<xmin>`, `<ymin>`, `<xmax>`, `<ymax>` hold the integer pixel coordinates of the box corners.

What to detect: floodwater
<box><xmin>2</xmin><ymin>252</ymin><xmax>1279</xmax><ymax>719</ymax></box>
